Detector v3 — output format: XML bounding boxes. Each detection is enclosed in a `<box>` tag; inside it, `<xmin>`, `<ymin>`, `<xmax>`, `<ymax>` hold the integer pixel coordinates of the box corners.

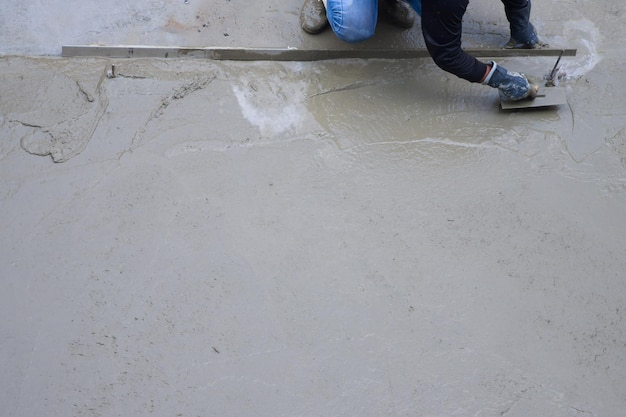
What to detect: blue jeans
<box><xmin>326</xmin><ymin>0</ymin><xmax>379</xmax><ymax>43</ymax></box>
<box><xmin>326</xmin><ymin>0</ymin><xmax>423</xmax><ymax>43</ymax></box>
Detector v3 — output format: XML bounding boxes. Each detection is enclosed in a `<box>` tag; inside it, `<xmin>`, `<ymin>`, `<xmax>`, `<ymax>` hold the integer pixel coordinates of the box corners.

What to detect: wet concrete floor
<box><xmin>1</xmin><ymin>1</ymin><xmax>625</xmax><ymax>416</ymax></box>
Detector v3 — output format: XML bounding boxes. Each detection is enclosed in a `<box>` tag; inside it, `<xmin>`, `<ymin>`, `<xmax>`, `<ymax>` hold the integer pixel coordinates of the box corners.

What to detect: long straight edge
<box><xmin>62</xmin><ymin>45</ymin><xmax>577</xmax><ymax>60</ymax></box>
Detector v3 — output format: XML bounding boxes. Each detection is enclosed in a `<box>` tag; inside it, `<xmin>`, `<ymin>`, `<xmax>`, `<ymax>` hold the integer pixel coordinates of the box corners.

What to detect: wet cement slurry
<box><xmin>1</xmin><ymin>1</ymin><xmax>626</xmax><ymax>417</ymax></box>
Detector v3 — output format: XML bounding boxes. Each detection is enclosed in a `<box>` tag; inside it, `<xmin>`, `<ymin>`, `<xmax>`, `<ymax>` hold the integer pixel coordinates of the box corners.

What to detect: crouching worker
<box><xmin>300</xmin><ymin>0</ymin><xmax>546</xmax><ymax>102</ymax></box>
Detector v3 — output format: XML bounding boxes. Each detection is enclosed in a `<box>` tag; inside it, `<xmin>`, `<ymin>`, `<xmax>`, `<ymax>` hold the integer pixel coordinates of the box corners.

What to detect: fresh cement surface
<box><xmin>1</xmin><ymin>1</ymin><xmax>625</xmax><ymax>417</ymax></box>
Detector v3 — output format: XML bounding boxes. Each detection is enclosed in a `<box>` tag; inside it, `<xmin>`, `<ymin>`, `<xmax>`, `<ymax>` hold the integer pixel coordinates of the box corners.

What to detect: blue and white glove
<box><xmin>483</xmin><ymin>61</ymin><xmax>537</xmax><ymax>102</ymax></box>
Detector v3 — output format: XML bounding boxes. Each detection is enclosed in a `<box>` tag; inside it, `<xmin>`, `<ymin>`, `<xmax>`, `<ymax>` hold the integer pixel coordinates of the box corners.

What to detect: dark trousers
<box><xmin>421</xmin><ymin>0</ymin><xmax>532</xmax><ymax>82</ymax></box>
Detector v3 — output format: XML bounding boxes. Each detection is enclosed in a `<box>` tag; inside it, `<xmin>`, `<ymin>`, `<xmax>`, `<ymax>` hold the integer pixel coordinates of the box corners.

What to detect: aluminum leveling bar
<box><xmin>62</xmin><ymin>45</ymin><xmax>577</xmax><ymax>61</ymax></box>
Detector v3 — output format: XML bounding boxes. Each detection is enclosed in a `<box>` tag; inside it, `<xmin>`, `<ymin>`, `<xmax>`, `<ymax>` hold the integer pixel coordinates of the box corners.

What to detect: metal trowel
<box><xmin>500</xmin><ymin>86</ymin><xmax>567</xmax><ymax>110</ymax></box>
<box><xmin>500</xmin><ymin>51</ymin><xmax>567</xmax><ymax>110</ymax></box>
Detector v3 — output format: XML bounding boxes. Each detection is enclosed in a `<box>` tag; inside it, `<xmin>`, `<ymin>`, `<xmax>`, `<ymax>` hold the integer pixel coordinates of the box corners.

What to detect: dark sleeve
<box><xmin>421</xmin><ymin>0</ymin><xmax>488</xmax><ymax>83</ymax></box>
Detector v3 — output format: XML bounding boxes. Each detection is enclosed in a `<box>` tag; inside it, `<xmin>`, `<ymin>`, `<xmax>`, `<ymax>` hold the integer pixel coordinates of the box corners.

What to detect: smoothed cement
<box><xmin>1</xmin><ymin>1</ymin><xmax>625</xmax><ymax>417</ymax></box>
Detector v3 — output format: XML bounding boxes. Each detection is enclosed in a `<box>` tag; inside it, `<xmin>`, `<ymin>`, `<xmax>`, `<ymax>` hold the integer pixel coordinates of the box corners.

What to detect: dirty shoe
<box><xmin>379</xmin><ymin>0</ymin><xmax>416</xmax><ymax>29</ymax></box>
<box><xmin>504</xmin><ymin>23</ymin><xmax>549</xmax><ymax>49</ymax></box>
<box><xmin>504</xmin><ymin>36</ymin><xmax>550</xmax><ymax>49</ymax></box>
<box><xmin>300</xmin><ymin>0</ymin><xmax>328</xmax><ymax>34</ymax></box>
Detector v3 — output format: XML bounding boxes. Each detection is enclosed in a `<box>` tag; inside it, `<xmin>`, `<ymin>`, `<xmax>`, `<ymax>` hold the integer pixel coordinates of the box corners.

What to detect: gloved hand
<box><xmin>483</xmin><ymin>61</ymin><xmax>538</xmax><ymax>102</ymax></box>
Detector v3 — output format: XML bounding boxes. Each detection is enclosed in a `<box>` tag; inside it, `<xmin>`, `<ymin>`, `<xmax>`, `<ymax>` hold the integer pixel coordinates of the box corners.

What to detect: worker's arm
<box><xmin>420</xmin><ymin>0</ymin><xmax>536</xmax><ymax>101</ymax></box>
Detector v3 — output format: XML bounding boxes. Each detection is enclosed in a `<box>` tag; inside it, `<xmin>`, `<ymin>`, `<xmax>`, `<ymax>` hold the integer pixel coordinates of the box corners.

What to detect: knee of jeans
<box><xmin>333</xmin><ymin>25</ymin><xmax>376</xmax><ymax>43</ymax></box>
<box><xmin>326</xmin><ymin>5</ymin><xmax>377</xmax><ymax>43</ymax></box>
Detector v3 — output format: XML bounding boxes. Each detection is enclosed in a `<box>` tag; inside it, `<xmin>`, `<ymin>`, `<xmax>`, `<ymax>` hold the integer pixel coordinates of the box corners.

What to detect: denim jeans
<box><xmin>326</xmin><ymin>0</ymin><xmax>379</xmax><ymax>43</ymax></box>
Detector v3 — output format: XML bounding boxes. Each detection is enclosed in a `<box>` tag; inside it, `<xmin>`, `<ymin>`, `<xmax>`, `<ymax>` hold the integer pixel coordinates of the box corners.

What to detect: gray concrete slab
<box><xmin>1</xmin><ymin>1</ymin><xmax>625</xmax><ymax>417</ymax></box>
<box><xmin>1</xmin><ymin>0</ymin><xmax>425</xmax><ymax>56</ymax></box>
<box><xmin>0</xmin><ymin>0</ymin><xmax>598</xmax><ymax>56</ymax></box>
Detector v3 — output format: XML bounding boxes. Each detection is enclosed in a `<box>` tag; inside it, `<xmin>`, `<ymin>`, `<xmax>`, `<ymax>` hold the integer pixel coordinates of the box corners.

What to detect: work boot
<box><xmin>379</xmin><ymin>0</ymin><xmax>416</xmax><ymax>29</ymax></box>
<box><xmin>300</xmin><ymin>0</ymin><xmax>328</xmax><ymax>34</ymax></box>
<box><xmin>504</xmin><ymin>35</ymin><xmax>549</xmax><ymax>49</ymax></box>
<box><xmin>503</xmin><ymin>20</ymin><xmax>549</xmax><ymax>49</ymax></box>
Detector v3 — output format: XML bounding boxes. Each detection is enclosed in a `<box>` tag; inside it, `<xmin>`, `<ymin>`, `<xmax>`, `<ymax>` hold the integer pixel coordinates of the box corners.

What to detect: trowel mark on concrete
<box><xmin>12</xmin><ymin>67</ymin><xmax>109</xmax><ymax>163</ymax></box>
<box><xmin>607</xmin><ymin>128</ymin><xmax>626</xmax><ymax>168</ymax></box>
<box><xmin>18</xmin><ymin>98</ymin><xmax>108</xmax><ymax>163</ymax></box>
<box><xmin>306</xmin><ymin>80</ymin><xmax>383</xmax><ymax>99</ymax></box>
<box><xmin>129</xmin><ymin>75</ymin><xmax>216</xmax><ymax>151</ymax></box>
<box><xmin>363</xmin><ymin>137</ymin><xmax>494</xmax><ymax>150</ymax></box>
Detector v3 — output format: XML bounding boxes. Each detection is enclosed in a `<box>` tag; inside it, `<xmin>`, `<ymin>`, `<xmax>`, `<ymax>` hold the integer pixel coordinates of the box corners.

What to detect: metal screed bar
<box><xmin>62</xmin><ymin>45</ymin><xmax>577</xmax><ymax>61</ymax></box>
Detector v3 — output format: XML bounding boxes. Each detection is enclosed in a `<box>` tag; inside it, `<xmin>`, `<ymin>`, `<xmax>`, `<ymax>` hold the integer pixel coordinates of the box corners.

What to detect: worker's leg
<box><xmin>326</xmin><ymin>0</ymin><xmax>378</xmax><ymax>43</ymax></box>
<box><xmin>379</xmin><ymin>0</ymin><xmax>417</xmax><ymax>28</ymax></box>
<box><xmin>500</xmin><ymin>0</ymin><xmax>537</xmax><ymax>46</ymax></box>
